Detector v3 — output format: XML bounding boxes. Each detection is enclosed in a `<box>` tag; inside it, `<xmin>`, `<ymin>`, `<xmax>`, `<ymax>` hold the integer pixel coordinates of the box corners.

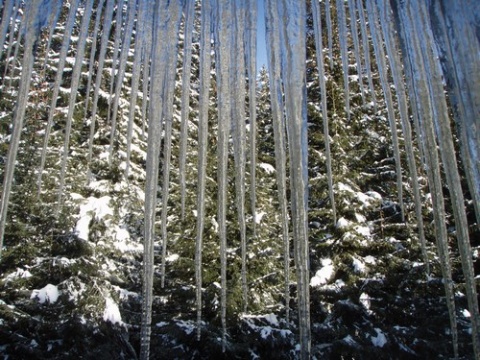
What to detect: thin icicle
<box><xmin>365</xmin><ymin>0</ymin><xmax>404</xmax><ymax>222</ymax></box>
<box><xmin>245</xmin><ymin>0</ymin><xmax>258</xmax><ymax>238</ymax></box>
<box><xmin>390</xmin><ymin>2</ymin><xmax>459</xmax><ymax>357</ymax></box>
<box><xmin>40</xmin><ymin>0</ymin><xmax>62</xmax><ymax>78</ymax></box>
<box><xmin>356</xmin><ymin>0</ymin><xmax>377</xmax><ymax>111</ymax></box>
<box><xmin>411</xmin><ymin>2</ymin><xmax>480</xmax><ymax>356</ymax></box>
<box><xmin>141</xmin><ymin>0</ymin><xmax>184</xmax><ymax>356</ymax></box>
<box><xmin>160</xmin><ymin>26</ymin><xmax>183</xmax><ymax>289</ymax></box>
<box><xmin>312</xmin><ymin>0</ymin><xmax>336</xmax><ymax>225</ymax></box>
<box><xmin>56</xmin><ymin>0</ymin><xmax>94</xmax><ymax>211</ymax></box>
<box><xmin>140</xmin><ymin>10</ymin><xmax>154</xmax><ymax>140</ymax></box>
<box><xmin>347</xmin><ymin>0</ymin><xmax>366</xmax><ymax>105</ymax></box>
<box><xmin>85</xmin><ymin>0</ymin><xmax>115</xmax><ymax>182</ymax></box>
<box><xmin>0</xmin><ymin>0</ymin><xmax>43</xmax><ymax>258</ymax></box>
<box><xmin>377</xmin><ymin>0</ymin><xmax>428</xmax><ymax>274</ymax></box>
<box><xmin>324</xmin><ymin>0</ymin><xmax>334</xmax><ymax>70</ymax></box>
<box><xmin>82</xmin><ymin>0</ymin><xmax>106</xmax><ymax>132</ymax></box>
<box><xmin>277</xmin><ymin>1</ymin><xmax>310</xmax><ymax>358</ymax></box>
<box><xmin>213</xmin><ymin>0</ymin><xmax>235</xmax><ymax>351</ymax></box>
<box><xmin>264</xmin><ymin>0</ymin><xmax>290</xmax><ymax>327</ymax></box>
<box><xmin>231</xmin><ymin>0</ymin><xmax>248</xmax><ymax>314</ymax></box>
<box><xmin>178</xmin><ymin>0</ymin><xmax>195</xmax><ymax>221</ymax></box>
<box><xmin>195</xmin><ymin>0</ymin><xmax>212</xmax><ymax>341</ymax></box>
<box><xmin>107</xmin><ymin>0</ymin><xmax>137</xmax><ymax>165</ymax></box>
<box><xmin>105</xmin><ymin>0</ymin><xmax>124</xmax><ymax>129</ymax></box>
<box><xmin>36</xmin><ymin>0</ymin><xmax>81</xmax><ymax>196</ymax></box>
<box><xmin>125</xmin><ymin>0</ymin><xmax>148</xmax><ymax>178</ymax></box>
<box><xmin>335</xmin><ymin>0</ymin><xmax>351</xmax><ymax>121</ymax></box>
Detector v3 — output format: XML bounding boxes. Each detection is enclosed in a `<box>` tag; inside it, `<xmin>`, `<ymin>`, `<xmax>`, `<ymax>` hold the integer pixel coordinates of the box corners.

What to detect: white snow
<box><xmin>5</xmin><ymin>268</ymin><xmax>32</xmax><ymax>283</ymax></box>
<box><xmin>255</xmin><ymin>211</ymin><xmax>266</xmax><ymax>224</ymax></box>
<box><xmin>259</xmin><ymin>163</ymin><xmax>275</xmax><ymax>174</ymax></box>
<box><xmin>336</xmin><ymin>217</ymin><xmax>351</xmax><ymax>229</ymax></box>
<box><xmin>371</xmin><ymin>328</ymin><xmax>387</xmax><ymax>347</ymax></box>
<box><xmin>360</xmin><ymin>292</ymin><xmax>371</xmax><ymax>312</ymax></box>
<box><xmin>310</xmin><ymin>259</ymin><xmax>335</xmax><ymax>287</ymax></box>
<box><xmin>31</xmin><ymin>284</ymin><xmax>60</xmax><ymax>304</ymax></box>
<box><xmin>75</xmin><ymin>196</ymin><xmax>113</xmax><ymax>241</ymax></box>
<box><xmin>352</xmin><ymin>257</ymin><xmax>366</xmax><ymax>273</ymax></box>
<box><xmin>103</xmin><ymin>297</ymin><xmax>122</xmax><ymax>325</ymax></box>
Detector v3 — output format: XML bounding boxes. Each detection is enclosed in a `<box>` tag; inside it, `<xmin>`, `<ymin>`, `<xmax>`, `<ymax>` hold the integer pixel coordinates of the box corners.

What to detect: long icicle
<box><xmin>36</xmin><ymin>0</ymin><xmax>81</xmax><ymax>196</ymax></box>
<box><xmin>336</xmin><ymin>0</ymin><xmax>351</xmax><ymax>121</ymax></box>
<box><xmin>231</xmin><ymin>0</ymin><xmax>249</xmax><ymax>314</ymax></box>
<box><xmin>107</xmin><ymin>0</ymin><xmax>137</xmax><ymax>165</ymax></box>
<box><xmin>85</xmin><ymin>0</ymin><xmax>116</xmax><ymax>182</ymax></box>
<box><xmin>264</xmin><ymin>0</ymin><xmax>290</xmax><ymax>327</ymax></box>
<box><xmin>390</xmin><ymin>1</ymin><xmax>459</xmax><ymax>356</ymax></box>
<box><xmin>125</xmin><ymin>0</ymin><xmax>148</xmax><ymax>178</ymax></box>
<box><xmin>40</xmin><ymin>0</ymin><xmax>62</xmax><ymax>79</ymax></box>
<box><xmin>278</xmin><ymin>1</ymin><xmax>310</xmax><ymax>358</ymax></box>
<box><xmin>377</xmin><ymin>0</ymin><xmax>429</xmax><ymax>274</ymax></box>
<box><xmin>324</xmin><ymin>0</ymin><xmax>334</xmax><ymax>70</ymax></box>
<box><xmin>347</xmin><ymin>0</ymin><xmax>366</xmax><ymax>106</ymax></box>
<box><xmin>245</xmin><ymin>0</ymin><xmax>258</xmax><ymax>238</ymax></box>
<box><xmin>195</xmin><ymin>0</ymin><xmax>212</xmax><ymax>340</ymax></box>
<box><xmin>212</xmin><ymin>0</ymin><xmax>235</xmax><ymax>351</ymax></box>
<box><xmin>312</xmin><ymin>0</ymin><xmax>337</xmax><ymax>225</ymax></box>
<box><xmin>1</xmin><ymin>0</ymin><xmax>21</xmax><ymax>86</ymax></box>
<box><xmin>159</xmin><ymin>7</ymin><xmax>184</xmax><ymax>288</ymax></box>
<box><xmin>0</xmin><ymin>0</ymin><xmax>14</xmax><ymax>59</ymax></box>
<box><xmin>82</xmin><ymin>0</ymin><xmax>106</xmax><ymax>136</ymax></box>
<box><xmin>140</xmin><ymin>1</ymin><xmax>184</xmax><ymax>357</ymax></box>
<box><xmin>412</xmin><ymin>1</ymin><xmax>480</xmax><ymax>356</ymax></box>
<box><xmin>56</xmin><ymin>0</ymin><xmax>95</xmax><ymax>211</ymax></box>
<box><xmin>366</xmin><ymin>0</ymin><xmax>404</xmax><ymax>222</ymax></box>
<box><xmin>0</xmin><ymin>0</ymin><xmax>43</xmax><ymax>258</ymax></box>
<box><xmin>178</xmin><ymin>0</ymin><xmax>195</xmax><ymax>221</ymax></box>
<box><xmin>356</xmin><ymin>0</ymin><xmax>377</xmax><ymax>111</ymax></box>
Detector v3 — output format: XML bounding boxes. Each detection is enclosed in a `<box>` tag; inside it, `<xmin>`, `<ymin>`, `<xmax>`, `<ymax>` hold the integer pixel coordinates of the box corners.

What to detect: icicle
<box><xmin>105</xmin><ymin>0</ymin><xmax>124</xmax><ymax>129</ymax></box>
<box><xmin>160</xmin><ymin>25</ymin><xmax>183</xmax><ymax>289</ymax></box>
<box><xmin>178</xmin><ymin>0</ymin><xmax>195</xmax><ymax>220</ymax></box>
<box><xmin>335</xmin><ymin>0</ymin><xmax>351</xmax><ymax>121</ymax></box>
<box><xmin>85</xmin><ymin>0</ymin><xmax>115</xmax><ymax>182</ymax></box>
<box><xmin>40</xmin><ymin>0</ymin><xmax>62</xmax><ymax>78</ymax></box>
<box><xmin>365</xmin><ymin>0</ymin><xmax>404</xmax><ymax>222</ymax></box>
<box><xmin>264</xmin><ymin>0</ymin><xmax>290</xmax><ymax>327</ymax></box>
<box><xmin>324</xmin><ymin>0</ymin><xmax>334</xmax><ymax>70</ymax></box>
<box><xmin>36</xmin><ymin>0</ymin><xmax>81</xmax><ymax>196</ymax></box>
<box><xmin>140</xmin><ymin>9</ymin><xmax>154</xmax><ymax>140</ymax></box>
<box><xmin>56</xmin><ymin>0</ymin><xmax>95</xmax><ymax>210</ymax></box>
<box><xmin>390</xmin><ymin>1</ymin><xmax>459</xmax><ymax>357</ymax></box>
<box><xmin>312</xmin><ymin>0</ymin><xmax>336</xmax><ymax>225</ymax></box>
<box><xmin>195</xmin><ymin>0</ymin><xmax>212</xmax><ymax>341</ymax></box>
<box><xmin>82</xmin><ymin>0</ymin><xmax>106</xmax><ymax>134</ymax></box>
<box><xmin>5</xmin><ymin>3</ymin><xmax>26</xmax><ymax>91</ymax></box>
<box><xmin>410</xmin><ymin>1</ymin><xmax>480</xmax><ymax>356</ymax></box>
<box><xmin>141</xmin><ymin>1</ymin><xmax>184</xmax><ymax>358</ymax></box>
<box><xmin>356</xmin><ymin>0</ymin><xmax>377</xmax><ymax>110</ymax></box>
<box><xmin>428</xmin><ymin>0</ymin><xmax>480</xmax><ymax>228</ymax></box>
<box><xmin>276</xmin><ymin>1</ymin><xmax>310</xmax><ymax>358</ymax></box>
<box><xmin>376</xmin><ymin>0</ymin><xmax>428</xmax><ymax>274</ymax></box>
<box><xmin>213</xmin><ymin>0</ymin><xmax>235</xmax><ymax>351</ymax></box>
<box><xmin>245</xmin><ymin>0</ymin><xmax>258</xmax><ymax>238</ymax></box>
<box><xmin>231</xmin><ymin>0</ymin><xmax>249</xmax><ymax>314</ymax></box>
<box><xmin>0</xmin><ymin>0</ymin><xmax>43</xmax><ymax>258</ymax></box>
<box><xmin>125</xmin><ymin>0</ymin><xmax>148</xmax><ymax>178</ymax></box>
<box><xmin>347</xmin><ymin>0</ymin><xmax>366</xmax><ymax>105</ymax></box>
<box><xmin>107</xmin><ymin>0</ymin><xmax>137</xmax><ymax>165</ymax></box>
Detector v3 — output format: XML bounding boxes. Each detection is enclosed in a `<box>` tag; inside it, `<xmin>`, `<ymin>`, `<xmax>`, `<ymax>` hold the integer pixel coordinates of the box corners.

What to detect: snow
<box><xmin>75</xmin><ymin>196</ymin><xmax>113</xmax><ymax>241</ymax></box>
<box><xmin>103</xmin><ymin>297</ymin><xmax>122</xmax><ymax>325</ymax></box>
<box><xmin>360</xmin><ymin>292</ymin><xmax>371</xmax><ymax>312</ymax></box>
<box><xmin>31</xmin><ymin>284</ymin><xmax>60</xmax><ymax>304</ymax></box>
<box><xmin>371</xmin><ymin>328</ymin><xmax>387</xmax><ymax>347</ymax></box>
<box><xmin>311</xmin><ymin>259</ymin><xmax>335</xmax><ymax>287</ymax></box>
<box><xmin>259</xmin><ymin>162</ymin><xmax>275</xmax><ymax>174</ymax></box>
<box><xmin>352</xmin><ymin>257</ymin><xmax>366</xmax><ymax>273</ymax></box>
<box><xmin>336</xmin><ymin>217</ymin><xmax>351</xmax><ymax>229</ymax></box>
<box><xmin>255</xmin><ymin>211</ymin><xmax>266</xmax><ymax>224</ymax></box>
<box><xmin>5</xmin><ymin>268</ymin><xmax>32</xmax><ymax>283</ymax></box>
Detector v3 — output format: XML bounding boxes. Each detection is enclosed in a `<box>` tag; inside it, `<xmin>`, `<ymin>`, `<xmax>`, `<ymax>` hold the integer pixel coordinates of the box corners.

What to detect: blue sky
<box><xmin>256</xmin><ymin>0</ymin><xmax>268</xmax><ymax>70</ymax></box>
